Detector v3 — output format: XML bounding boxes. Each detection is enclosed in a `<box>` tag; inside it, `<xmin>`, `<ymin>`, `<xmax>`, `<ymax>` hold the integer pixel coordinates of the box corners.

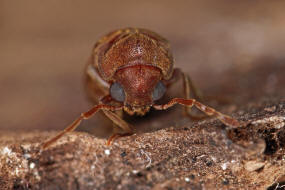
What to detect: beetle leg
<box><xmin>180</xmin><ymin>71</ymin><xmax>209</xmax><ymax>120</ymax></box>
<box><xmin>106</xmin><ymin>132</ymin><xmax>134</xmax><ymax>146</ymax></box>
<box><xmin>153</xmin><ymin>98</ymin><xmax>240</xmax><ymax>128</ymax></box>
<box><xmin>99</xmin><ymin>96</ymin><xmax>133</xmax><ymax>133</ymax></box>
<box><xmin>42</xmin><ymin>104</ymin><xmax>123</xmax><ymax>149</ymax></box>
<box><xmin>102</xmin><ymin>110</ymin><xmax>134</xmax><ymax>145</ymax></box>
<box><xmin>181</xmin><ymin>70</ymin><xmax>203</xmax><ymax>102</ymax></box>
<box><xmin>99</xmin><ymin>96</ymin><xmax>134</xmax><ymax>145</ymax></box>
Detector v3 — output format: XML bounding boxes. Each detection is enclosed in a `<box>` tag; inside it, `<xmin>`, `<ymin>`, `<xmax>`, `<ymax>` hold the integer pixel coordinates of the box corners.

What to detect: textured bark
<box><xmin>1</xmin><ymin>1</ymin><xmax>285</xmax><ymax>189</ymax></box>
<box><xmin>1</xmin><ymin>100</ymin><xmax>285</xmax><ymax>189</ymax></box>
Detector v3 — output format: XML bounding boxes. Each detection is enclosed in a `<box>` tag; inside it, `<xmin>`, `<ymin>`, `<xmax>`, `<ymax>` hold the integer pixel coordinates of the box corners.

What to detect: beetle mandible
<box><xmin>42</xmin><ymin>28</ymin><xmax>240</xmax><ymax>149</ymax></box>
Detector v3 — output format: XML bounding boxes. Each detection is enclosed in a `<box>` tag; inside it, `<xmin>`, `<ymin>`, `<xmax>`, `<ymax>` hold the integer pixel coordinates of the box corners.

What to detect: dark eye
<box><xmin>110</xmin><ymin>82</ymin><xmax>125</xmax><ymax>102</ymax></box>
<box><xmin>152</xmin><ymin>81</ymin><xmax>166</xmax><ymax>101</ymax></box>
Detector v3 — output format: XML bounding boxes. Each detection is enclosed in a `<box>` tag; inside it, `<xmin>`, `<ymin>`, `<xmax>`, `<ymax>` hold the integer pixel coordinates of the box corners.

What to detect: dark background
<box><xmin>1</xmin><ymin>0</ymin><xmax>284</xmax><ymax>134</ymax></box>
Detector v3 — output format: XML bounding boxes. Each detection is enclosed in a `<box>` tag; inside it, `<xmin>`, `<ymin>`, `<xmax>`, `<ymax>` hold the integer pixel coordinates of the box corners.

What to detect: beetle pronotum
<box><xmin>42</xmin><ymin>28</ymin><xmax>240</xmax><ymax>149</ymax></box>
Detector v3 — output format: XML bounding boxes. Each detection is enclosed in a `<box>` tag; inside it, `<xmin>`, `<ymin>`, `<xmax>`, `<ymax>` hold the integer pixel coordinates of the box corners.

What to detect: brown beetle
<box><xmin>42</xmin><ymin>28</ymin><xmax>240</xmax><ymax>149</ymax></box>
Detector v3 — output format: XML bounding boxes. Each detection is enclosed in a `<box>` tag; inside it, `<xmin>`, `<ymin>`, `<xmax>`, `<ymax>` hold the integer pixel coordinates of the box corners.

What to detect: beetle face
<box><xmin>110</xmin><ymin>65</ymin><xmax>166</xmax><ymax>115</ymax></box>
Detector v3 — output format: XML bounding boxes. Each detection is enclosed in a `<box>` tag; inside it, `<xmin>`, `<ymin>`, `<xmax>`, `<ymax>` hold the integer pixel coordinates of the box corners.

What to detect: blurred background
<box><xmin>0</xmin><ymin>0</ymin><xmax>285</xmax><ymax>136</ymax></box>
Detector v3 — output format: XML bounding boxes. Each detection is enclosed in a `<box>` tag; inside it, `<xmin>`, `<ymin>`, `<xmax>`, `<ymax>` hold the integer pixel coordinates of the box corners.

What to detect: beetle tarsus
<box><xmin>106</xmin><ymin>133</ymin><xmax>133</xmax><ymax>146</ymax></box>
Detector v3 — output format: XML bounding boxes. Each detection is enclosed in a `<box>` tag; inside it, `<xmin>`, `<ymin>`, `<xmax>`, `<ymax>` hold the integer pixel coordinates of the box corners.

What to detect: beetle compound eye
<box><xmin>152</xmin><ymin>81</ymin><xmax>166</xmax><ymax>101</ymax></box>
<box><xmin>110</xmin><ymin>82</ymin><xmax>125</xmax><ymax>102</ymax></box>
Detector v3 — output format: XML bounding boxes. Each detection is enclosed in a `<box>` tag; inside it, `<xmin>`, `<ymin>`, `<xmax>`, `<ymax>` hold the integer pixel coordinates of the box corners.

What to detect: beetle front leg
<box><xmin>42</xmin><ymin>104</ymin><xmax>123</xmax><ymax>149</ymax></box>
<box><xmin>102</xmin><ymin>110</ymin><xmax>134</xmax><ymax>145</ymax></box>
<box><xmin>100</xmin><ymin>96</ymin><xmax>134</xmax><ymax>145</ymax></box>
<box><xmin>153</xmin><ymin>98</ymin><xmax>240</xmax><ymax>128</ymax></box>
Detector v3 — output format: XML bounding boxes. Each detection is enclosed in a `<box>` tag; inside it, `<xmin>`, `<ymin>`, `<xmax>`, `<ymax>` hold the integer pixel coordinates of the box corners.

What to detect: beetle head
<box><xmin>110</xmin><ymin>65</ymin><xmax>166</xmax><ymax>115</ymax></box>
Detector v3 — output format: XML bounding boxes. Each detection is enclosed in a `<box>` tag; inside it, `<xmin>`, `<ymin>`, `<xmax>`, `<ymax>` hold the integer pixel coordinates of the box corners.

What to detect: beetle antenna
<box><xmin>153</xmin><ymin>98</ymin><xmax>240</xmax><ymax>128</ymax></box>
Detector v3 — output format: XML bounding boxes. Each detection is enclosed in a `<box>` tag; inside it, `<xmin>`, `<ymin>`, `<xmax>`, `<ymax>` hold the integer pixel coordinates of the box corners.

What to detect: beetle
<box><xmin>42</xmin><ymin>28</ymin><xmax>240</xmax><ymax>149</ymax></box>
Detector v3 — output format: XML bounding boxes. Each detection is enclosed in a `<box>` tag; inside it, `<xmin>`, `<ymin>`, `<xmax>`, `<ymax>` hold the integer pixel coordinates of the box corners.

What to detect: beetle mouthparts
<box><xmin>123</xmin><ymin>105</ymin><xmax>151</xmax><ymax>116</ymax></box>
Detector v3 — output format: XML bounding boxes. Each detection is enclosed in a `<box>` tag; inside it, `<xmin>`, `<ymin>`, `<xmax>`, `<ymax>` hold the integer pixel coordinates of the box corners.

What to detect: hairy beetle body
<box><xmin>42</xmin><ymin>28</ymin><xmax>241</xmax><ymax>149</ymax></box>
